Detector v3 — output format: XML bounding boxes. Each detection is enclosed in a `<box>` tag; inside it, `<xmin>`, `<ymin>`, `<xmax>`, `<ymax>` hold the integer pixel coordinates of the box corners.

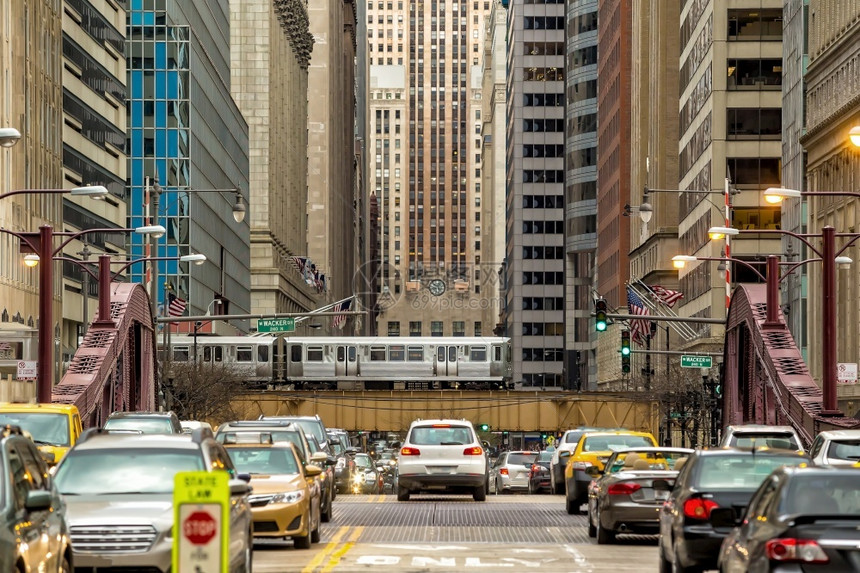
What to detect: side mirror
<box><xmin>25</xmin><ymin>490</ymin><xmax>53</xmax><ymax>511</ymax></box>
<box><xmin>305</xmin><ymin>464</ymin><xmax>323</xmax><ymax>477</ymax></box>
<box><xmin>710</xmin><ymin>507</ymin><xmax>740</xmax><ymax>529</ymax></box>
<box><xmin>584</xmin><ymin>466</ymin><xmax>602</xmax><ymax>478</ymax></box>
<box><xmin>325</xmin><ymin>456</ymin><xmax>337</xmax><ymax>466</ymax></box>
<box><xmin>237</xmin><ymin>472</ymin><xmax>252</xmax><ymax>483</ymax></box>
<box><xmin>310</xmin><ymin>451</ymin><xmax>329</xmax><ymax>464</ymax></box>
<box><xmin>229</xmin><ymin>479</ymin><xmax>251</xmax><ymax>496</ymax></box>
<box><xmin>39</xmin><ymin>450</ymin><xmax>56</xmax><ymax>465</ymax></box>
<box><xmin>652</xmin><ymin>479</ymin><xmax>672</xmax><ymax>491</ymax></box>
<box><xmin>559</xmin><ymin>451</ymin><xmax>571</xmax><ymax>462</ymax></box>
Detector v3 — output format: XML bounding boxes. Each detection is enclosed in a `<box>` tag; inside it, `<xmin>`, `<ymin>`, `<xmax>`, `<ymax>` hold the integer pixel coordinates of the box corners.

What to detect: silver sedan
<box><xmin>491</xmin><ymin>451</ymin><xmax>540</xmax><ymax>494</ymax></box>
<box><xmin>586</xmin><ymin>447</ymin><xmax>693</xmax><ymax>544</ymax></box>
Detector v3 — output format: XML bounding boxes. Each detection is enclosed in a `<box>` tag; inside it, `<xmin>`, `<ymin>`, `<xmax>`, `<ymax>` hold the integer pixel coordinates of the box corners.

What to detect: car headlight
<box><xmin>271</xmin><ymin>491</ymin><xmax>304</xmax><ymax>504</ymax></box>
<box><xmin>352</xmin><ymin>472</ymin><xmax>365</xmax><ymax>484</ymax></box>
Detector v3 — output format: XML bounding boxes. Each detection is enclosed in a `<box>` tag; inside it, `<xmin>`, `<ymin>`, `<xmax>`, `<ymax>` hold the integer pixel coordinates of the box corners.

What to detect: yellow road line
<box><xmin>301</xmin><ymin>525</ymin><xmax>350</xmax><ymax>573</ymax></box>
<box><xmin>319</xmin><ymin>526</ymin><xmax>364</xmax><ymax>573</ymax></box>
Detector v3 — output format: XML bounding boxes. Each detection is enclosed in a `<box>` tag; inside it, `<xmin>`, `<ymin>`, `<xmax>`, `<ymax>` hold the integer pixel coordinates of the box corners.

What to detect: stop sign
<box><xmin>183</xmin><ymin>510</ymin><xmax>218</xmax><ymax>545</ymax></box>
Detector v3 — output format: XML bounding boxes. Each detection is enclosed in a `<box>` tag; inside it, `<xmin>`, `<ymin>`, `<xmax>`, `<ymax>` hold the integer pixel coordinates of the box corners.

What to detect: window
<box><xmin>307</xmin><ymin>346</ymin><xmax>323</xmax><ymax>361</ymax></box>
<box><xmin>290</xmin><ymin>345</ymin><xmax>301</xmax><ymax>362</ymax></box>
<box><xmin>236</xmin><ymin>346</ymin><xmax>253</xmax><ymax>362</ymax></box>
<box><xmin>409</xmin><ymin>321</ymin><xmax>422</xmax><ymax>336</ymax></box>
<box><xmin>389</xmin><ymin>345</ymin><xmax>406</xmax><ymax>361</ymax></box>
<box><xmin>258</xmin><ymin>345</ymin><xmax>269</xmax><ymax>363</ymax></box>
<box><xmin>474</xmin><ymin>321</ymin><xmax>482</xmax><ymax>336</ymax></box>
<box><xmin>407</xmin><ymin>346</ymin><xmax>424</xmax><ymax>361</ymax></box>
<box><xmin>174</xmin><ymin>346</ymin><xmax>190</xmax><ymax>361</ymax></box>
<box><xmin>469</xmin><ymin>346</ymin><xmax>487</xmax><ymax>361</ymax></box>
<box><xmin>453</xmin><ymin>322</ymin><xmax>465</xmax><ymax>336</ymax></box>
<box><xmin>370</xmin><ymin>346</ymin><xmax>387</xmax><ymax>361</ymax></box>
<box><xmin>431</xmin><ymin>321</ymin><xmax>443</xmax><ymax>336</ymax></box>
<box><xmin>388</xmin><ymin>321</ymin><xmax>401</xmax><ymax>336</ymax></box>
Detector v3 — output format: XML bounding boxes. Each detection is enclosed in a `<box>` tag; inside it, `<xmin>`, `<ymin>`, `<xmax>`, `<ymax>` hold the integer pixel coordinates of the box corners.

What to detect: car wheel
<box><xmin>672</xmin><ymin>545</ymin><xmax>701</xmax><ymax>573</ymax></box>
<box><xmin>528</xmin><ymin>480</ymin><xmax>535</xmax><ymax>494</ymax></box>
<box><xmin>595</xmin><ymin>508</ymin><xmax>615</xmax><ymax>545</ymax></box>
<box><xmin>587</xmin><ymin>508</ymin><xmax>596</xmax><ymax>538</ymax></box>
<box><xmin>321</xmin><ymin>493</ymin><xmax>333</xmax><ymax>523</ymax></box>
<box><xmin>396</xmin><ymin>483</ymin><xmax>410</xmax><ymax>501</ymax></box>
<box><xmin>241</xmin><ymin>530</ymin><xmax>253</xmax><ymax>572</ymax></box>
<box><xmin>473</xmin><ymin>482</ymin><xmax>487</xmax><ymax>502</ymax></box>
<box><xmin>311</xmin><ymin>520</ymin><xmax>321</xmax><ymax>544</ymax></box>
<box><xmin>658</xmin><ymin>540</ymin><xmax>672</xmax><ymax>573</ymax></box>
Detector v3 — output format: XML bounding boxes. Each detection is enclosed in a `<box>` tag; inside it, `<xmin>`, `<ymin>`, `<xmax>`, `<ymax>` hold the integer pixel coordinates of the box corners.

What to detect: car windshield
<box><xmin>538</xmin><ymin>451</ymin><xmax>553</xmax><ymax>462</ymax></box>
<box><xmin>354</xmin><ymin>454</ymin><xmax>373</xmax><ymax>468</ymax></box>
<box><xmin>218</xmin><ymin>430</ymin><xmax>305</xmax><ymax>455</ymax></box>
<box><xmin>508</xmin><ymin>453</ymin><xmax>538</xmax><ymax>466</ymax></box>
<box><xmin>286</xmin><ymin>420</ymin><xmax>325</xmax><ymax>447</ymax></box>
<box><xmin>330</xmin><ymin>442</ymin><xmax>344</xmax><ymax>456</ymax></box>
<box><xmin>695</xmin><ymin>454</ymin><xmax>806</xmax><ymax>490</ymax></box>
<box><xmin>606</xmin><ymin>450</ymin><xmax>689</xmax><ymax>473</ymax></box>
<box><xmin>565</xmin><ymin>432</ymin><xmax>585</xmax><ymax>444</ymax></box>
<box><xmin>104</xmin><ymin>417</ymin><xmax>174</xmax><ymax>434</ymax></box>
<box><xmin>582</xmin><ymin>435</ymin><xmax>654</xmax><ymax>452</ymax></box>
<box><xmin>730</xmin><ymin>433</ymin><xmax>799</xmax><ymax>450</ymax></box>
<box><xmin>226</xmin><ymin>447</ymin><xmax>300</xmax><ymax>475</ymax></box>
<box><xmin>781</xmin><ymin>474</ymin><xmax>860</xmax><ymax>515</ymax></box>
<box><xmin>410</xmin><ymin>426</ymin><xmax>474</xmax><ymax>445</ymax></box>
<box><xmin>54</xmin><ymin>448</ymin><xmax>205</xmax><ymax>494</ymax></box>
<box><xmin>826</xmin><ymin>440</ymin><xmax>860</xmax><ymax>461</ymax></box>
<box><xmin>0</xmin><ymin>412</ymin><xmax>70</xmax><ymax>446</ymax></box>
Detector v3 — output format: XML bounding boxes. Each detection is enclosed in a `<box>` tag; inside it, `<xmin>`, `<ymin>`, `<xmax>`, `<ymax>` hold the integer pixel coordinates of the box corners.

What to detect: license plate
<box><xmin>427</xmin><ymin>466</ymin><xmax>454</xmax><ymax>474</ymax></box>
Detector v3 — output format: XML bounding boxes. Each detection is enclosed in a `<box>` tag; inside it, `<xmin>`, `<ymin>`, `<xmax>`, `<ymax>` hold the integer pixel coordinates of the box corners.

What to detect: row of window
<box><xmin>523</xmin><ymin>144</ymin><xmax>564</xmax><ymax>158</ymax></box>
<box><xmin>522</xmin><ymin>271</ymin><xmax>564</xmax><ymax>285</ymax></box>
<box><xmin>522</xmin><ymin>297</ymin><xmax>564</xmax><ymax>310</ymax></box>
<box><xmin>523</xmin><ymin>118</ymin><xmax>565</xmax><ymax>133</ymax></box>
<box><xmin>523</xmin><ymin>170</ymin><xmax>565</xmax><ymax>184</ymax></box>
<box><xmin>524</xmin><ymin>42</ymin><xmax>565</xmax><ymax>56</ymax></box>
<box><xmin>523</xmin><ymin>67</ymin><xmax>564</xmax><ymax>82</ymax></box>
<box><xmin>523</xmin><ymin>220</ymin><xmax>564</xmax><ymax>234</ymax></box>
<box><xmin>522</xmin><ymin>349</ymin><xmax>564</xmax><ymax>362</ymax></box>
<box><xmin>523</xmin><ymin>246</ymin><xmax>565</xmax><ymax>260</ymax></box>
<box><xmin>389</xmin><ymin>321</ymin><xmax>483</xmax><ymax>337</ymax></box>
<box><xmin>524</xmin><ymin>93</ymin><xmax>564</xmax><ymax>107</ymax></box>
<box><xmin>523</xmin><ymin>195</ymin><xmax>564</xmax><ymax>209</ymax></box>
<box><xmin>522</xmin><ymin>323</ymin><xmax>564</xmax><ymax>336</ymax></box>
<box><xmin>523</xmin><ymin>17</ymin><xmax>565</xmax><ymax>30</ymax></box>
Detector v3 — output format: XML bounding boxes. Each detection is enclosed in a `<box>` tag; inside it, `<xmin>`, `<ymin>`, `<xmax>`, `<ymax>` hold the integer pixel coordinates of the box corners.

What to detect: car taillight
<box><xmin>400</xmin><ymin>446</ymin><xmax>421</xmax><ymax>456</ymax></box>
<box><xmin>463</xmin><ymin>446</ymin><xmax>483</xmax><ymax>455</ymax></box>
<box><xmin>765</xmin><ymin>539</ymin><xmax>829</xmax><ymax>564</ymax></box>
<box><xmin>682</xmin><ymin>498</ymin><xmax>719</xmax><ymax>520</ymax></box>
<box><xmin>500</xmin><ymin>468</ymin><xmax>509</xmax><ymax>475</ymax></box>
<box><xmin>607</xmin><ymin>482</ymin><xmax>642</xmax><ymax>495</ymax></box>
<box><xmin>531</xmin><ymin>464</ymin><xmax>540</xmax><ymax>472</ymax></box>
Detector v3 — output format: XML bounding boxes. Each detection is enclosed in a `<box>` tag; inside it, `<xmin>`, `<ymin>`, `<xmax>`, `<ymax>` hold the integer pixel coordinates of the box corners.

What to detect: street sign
<box><xmin>257</xmin><ymin>317</ymin><xmax>296</xmax><ymax>333</ymax></box>
<box><xmin>680</xmin><ymin>355</ymin><xmax>713</xmax><ymax>368</ymax></box>
<box><xmin>16</xmin><ymin>360</ymin><xmax>37</xmax><ymax>380</ymax></box>
<box><xmin>837</xmin><ymin>362</ymin><xmax>857</xmax><ymax>385</ymax></box>
<box><xmin>173</xmin><ymin>471</ymin><xmax>229</xmax><ymax>573</ymax></box>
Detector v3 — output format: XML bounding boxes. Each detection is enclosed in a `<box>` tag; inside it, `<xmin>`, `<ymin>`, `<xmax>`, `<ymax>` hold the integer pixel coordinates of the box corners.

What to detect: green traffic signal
<box><xmin>479</xmin><ymin>423</ymin><xmax>490</xmax><ymax>431</ymax></box>
<box><xmin>595</xmin><ymin>298</ymin><xmax>608</xmax><ymax>332</ymax></box>
<box><xmin>621</xmin><ymin>330</ymin><xmax>631</xmax><ymax>373</ymax></box>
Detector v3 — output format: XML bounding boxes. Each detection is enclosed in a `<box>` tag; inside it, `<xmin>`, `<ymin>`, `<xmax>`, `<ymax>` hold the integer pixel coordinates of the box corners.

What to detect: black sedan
<box><xmin>528</xmin><ymin>450</ymin><xmax>553</xmax><ymax>494</ymax></box>
<box><xmin>658</xmin><ymin>447</ymin><xmax>809</xmax><ymax>573</ymax></box>
<box><xmin>718</xmin><ymin>465</ymin><xmax>860</xmax><ymax>573</ymax></box>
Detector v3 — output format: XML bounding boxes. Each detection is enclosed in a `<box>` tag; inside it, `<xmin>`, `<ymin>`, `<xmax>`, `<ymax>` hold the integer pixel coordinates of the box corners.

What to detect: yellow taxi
<box><xmin>564</xmin><ymin>430</ymin><xmax>657</xmax><ymax>514</ymax></box>
<box><xmin>223</xmin><ymin>441</ymin><xmax>322</xmax><ymax>549</ymax></box>
<box><xmin>0</xmin><ymin>402</ymin><xmax>82</xmax><ymax>466</ymax></box>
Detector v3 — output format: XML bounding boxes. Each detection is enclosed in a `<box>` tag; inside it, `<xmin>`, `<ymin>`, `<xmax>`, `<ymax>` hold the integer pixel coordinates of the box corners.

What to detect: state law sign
<box><xmin>837</xmin><ymin>362</ymin><xmax>857</xmax><ymax>385</ymax></box>
<box><xmin>173</xmin><ymin>471</ymin><xmax>229</xmax><ymax>573</ymax></box>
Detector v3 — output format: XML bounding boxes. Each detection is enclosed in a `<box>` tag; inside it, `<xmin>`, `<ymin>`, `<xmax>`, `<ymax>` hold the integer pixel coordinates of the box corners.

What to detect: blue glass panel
<box><xmin>167</xmin><ymin>71</ymin><xmax>179</xmax><ymax>99</ymax></box>
<box><xmin>155</xmin><ymin>42</ymin><xmax>166</xmax><ymax>70</ymax></box>
<box><xmin>167</xmin><ymin>130</ymin><xmax>178</xmax><ymax>156</ymax></box>
<box><xmin>131</xmin><ymin>101</ymin><xmax>143</xmax><ymax>127</ymax></box>
<box><xmin>155</xmin><ymin>71</ymin><xmax>165</xmax><ymax>99</ymax></box>
<box><xmin>131</xmin><ymin>130</ymin><xmax>143</xmax><ymax>156</ymax></box>
<box><xmin>143</xmin><ymin>13</ymin><xmax>155</xmax><ymax>26</ymax></box>
<box><xmin>131</xmin><ymin>71</ymin><xmax>143</xmax><ymax>99</ymax></box>
<box><xmin>131</xmin><ymin>159</ymin><xmax>143</xmax><ymax>185</ymax></box>
<box><xmin>155</xmin><ymin>131</ymin><xmax>166</xmax><ymax>156</ymax></box>
<box><xmin>155</xmin><ymin>101</ymin><xmax>166</xmax><ymax>128</ymax></box>
<box><xmin>130</xmin><ymin>12</ymin><xmax>144</xmax><ymax>26</ymax></box>
<box><xmin>130</xmin><ymin>0</ymin><xmax>142</xmax><ymax>10</ymax></box>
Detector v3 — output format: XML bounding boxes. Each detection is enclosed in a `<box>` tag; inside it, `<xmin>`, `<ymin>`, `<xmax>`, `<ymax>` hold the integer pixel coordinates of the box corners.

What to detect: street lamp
<box><xmin>706</xmin><ymin>223</ymin><xmax>860</xmax><ymax>414</ymax></box>
<box><xmin>0</xmin><ymin>127</ymin><xmax>21</xmax><ymax>148</ymax></box>
<box><xmin>0</xmin><ymin>185</ymin><xmax>109</xmax><ymax>201</ymax></box>
<box><xmin>0</xmin><ymin>224</ymin><xmax>166</xmax><ymax>403</ymax></box>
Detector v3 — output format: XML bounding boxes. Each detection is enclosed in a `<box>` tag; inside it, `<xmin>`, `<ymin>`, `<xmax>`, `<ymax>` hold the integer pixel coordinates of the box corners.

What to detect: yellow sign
<box><xmin>173</xmin><ymin>471</ymin><xmax>230</xmax><ymax>573</ymax></box>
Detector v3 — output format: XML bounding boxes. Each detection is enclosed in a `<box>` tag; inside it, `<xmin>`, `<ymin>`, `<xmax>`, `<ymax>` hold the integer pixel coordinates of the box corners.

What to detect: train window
<box><xmin>204</xmin><ymin>347</ymin><xmax>211</xmax><ymax>361</ymax></box>
<box><xmin>506</xmin><ymin>344</ymin><xmax>512</xmax><ymax>362</ymax></box>
<box><xmin>237</xmin><ymin>346</ymin><xmax>253</xmax><ymax>362</ymax></box>
<box><xmin>174</xmin><ymin>346</ymin><xmax>190</xmax><ymax>361</ymax></box>
<box><xmin>437</xmin><ymin>347</ymin><xmax>445</xmax><ymax>361</ymax></box>
<box><xmin>291</xmin><ymin>345</ymin><xmax>301</xmax><ymax>362</ymax></box>
<box><xmin>408</xmin><ymin>346</ymin><xmax>424</xmax><ymax>361</ymax></box>
<box><xmin>389</xmin><ymin>345</ymin><xmax>405</xmax><ymax>361</ymax></box>
<box><xmin>258</xmin><ymin>345</ymin><xmax>269</xmax><ymax>362</ymax></box>
<box><xmin>348</xmin><ymin>346</ymin><xmax>357</xmax><ymax>362</ymax></box>
<box><xmin>370</xmin><ymin>346</ymin><xmax>386</xmax><ymax>361</ymax></box>
<box><xmin>448</xmin><ymin>346</ymin><xmax>457</xmax><ymax>361</ymax></box>
<box><xmin>493</xmin><ymin>346</ymin><xmax>501</xmax><ymax>361</ymax></box>
<box><xmin>214</xmin><ymin>346</ymin><xmax>223</xmax><ymax>362</ymax></box>
<box><xmin>470</xmin><ymin>346</ymin><xmax>487</xmax><ymax>361</ymax></box>
<box><xmin>307</xmin><ymin>346</ymin><xmax>324</xmax><ymax>361</ymax></box>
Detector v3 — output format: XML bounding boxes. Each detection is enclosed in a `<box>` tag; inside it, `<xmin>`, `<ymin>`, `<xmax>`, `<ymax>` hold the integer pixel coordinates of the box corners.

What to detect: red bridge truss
<box><xmin>724</xmin><ymin>284</ymin><xmax>859</xmax><ymax>446</ymax></box>
<box><xmin>53</xmin><ymin>282</ymin><xmax>156</xmax><ymax>428</ymax></box>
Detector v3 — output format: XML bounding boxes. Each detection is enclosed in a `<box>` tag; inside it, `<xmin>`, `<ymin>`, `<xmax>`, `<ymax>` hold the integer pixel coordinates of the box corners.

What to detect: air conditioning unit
<box><xmin>406</xmin><ymin>281</ymin><xmax>421</xmax><ymax>292</ymax></box>
<box><xmin>454</xmin><ymin>279</ymin><xmax>469</xmax><ymax>292</ymax></box>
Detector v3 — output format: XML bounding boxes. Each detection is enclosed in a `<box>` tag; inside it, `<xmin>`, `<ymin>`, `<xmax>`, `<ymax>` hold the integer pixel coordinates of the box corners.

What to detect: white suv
<box><xmin>396</xmin><ymin>419</ymin><xmax>488</xmax><ymax>501</ymax></box>
<box><xmin>808</xmin><ymin>430</ymin><xmax>860</xmax><ymax>466</ymax></box>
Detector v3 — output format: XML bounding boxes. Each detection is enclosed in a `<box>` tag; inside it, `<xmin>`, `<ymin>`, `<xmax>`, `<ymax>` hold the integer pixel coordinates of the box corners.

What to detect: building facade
<box><xmin>60</xmin><ymin>0</ymin><xmax>129</xmax><ymax>366</ymax></box>
<box><xmin>126</xmin><ymin>0</ymin><xmax>251</xmax><ymax>331</ymax></box>
<box><xmin>0</xmin><ymin>0</ymin><xmax>64</xmax><ymax>382</ymax></box>
<box><xmin>307</xmin><ymin>0</ymin><xmax>358</xmax><ymax>313</ymax></box>
<box><xmin>367</xmin><ymin>0</ymin><xmax>492</xmax><ymax>340</ymax></box>
<box><xmin>564</xmin><ymin>0</ymin><xmax>598</xmax><ymax>390</ymax></box>
<box><xmin>801</xmin><ymin>0</ymin><xmax>860</xmax><ymax>410</ymax></box>
<box><xmin>675</xmin><ymin>1</ymin><xmax>782</xmax><ymax>348</ymax></box>
<box><xmin>505</xmin><ymin>0</ymin><xmax>565</xmax><ymax>388</ymax></box>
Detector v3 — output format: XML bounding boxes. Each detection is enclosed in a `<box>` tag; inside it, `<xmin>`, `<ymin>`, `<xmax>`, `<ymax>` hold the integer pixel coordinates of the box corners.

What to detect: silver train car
<box><xmin>160</xmin><ymin>335</ymin><xmax>513</xmax><ymax>390</ymax></box>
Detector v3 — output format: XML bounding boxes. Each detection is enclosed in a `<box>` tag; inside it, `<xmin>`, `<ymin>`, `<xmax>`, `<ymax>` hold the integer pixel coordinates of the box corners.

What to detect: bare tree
<box><xmin>645</xmin><ymin>363</ymin><xmax>717</xmax><ymax>448</ymax></box>
<box><xmin>163</xmin><ymin>362</ymin><xmax>246</xmax><ymax>423</ymax></box>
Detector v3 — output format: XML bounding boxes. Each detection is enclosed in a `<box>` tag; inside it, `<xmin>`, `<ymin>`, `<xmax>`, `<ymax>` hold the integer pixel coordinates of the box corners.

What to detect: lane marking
<box><xmin>301</xmin><ymin>525</ymin><xmax>350</xmax><ymax>573</ymax></box>
<box><xmin>319</xmin><ymin>526</ymin><xmax>364</xmax><ymax>572</ymax></box>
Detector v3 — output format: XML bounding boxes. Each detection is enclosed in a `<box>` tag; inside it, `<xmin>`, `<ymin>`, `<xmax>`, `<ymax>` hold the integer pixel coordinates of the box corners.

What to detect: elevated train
<box><xmin>159</xmin><ymin>335</ymin><xmax>513</xmax><ymax>390</ymax></box>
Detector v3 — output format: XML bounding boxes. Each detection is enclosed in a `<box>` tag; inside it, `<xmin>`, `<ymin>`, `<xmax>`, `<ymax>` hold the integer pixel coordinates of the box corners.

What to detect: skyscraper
<box><xmin>505</xmin><ymin>0</ymin><xmax>566</xmax><ymax>388</ymax></box>
<box><xmin>368</xmin><ymin>0</ymin><xmax>492</xmax><ymax>340</ymax></box>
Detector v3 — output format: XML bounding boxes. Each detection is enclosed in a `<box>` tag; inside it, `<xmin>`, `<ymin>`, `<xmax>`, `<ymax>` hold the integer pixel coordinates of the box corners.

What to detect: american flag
<box><xmin>649</xmin><ymin>285</ymin><xmax>684</xmax><ymax>308</ymax></box>
<box><xmin>168</xmin><ymin>292</ymin><xmax>187</xmax><ymax>317</ymax></box>
<box><xmin>626</xmin><ymin>286</ymin><xmax>650</xmax><ymax>346</ymax></box>
<box><xmin>332</xmin><ymin>299</ymin><xmax>352</xmax><ymax>330</ymax></box>
<box><xmin>290</xmin><ymin>256</ymin><xmax>307</xmax><ymax>274</ymax></box>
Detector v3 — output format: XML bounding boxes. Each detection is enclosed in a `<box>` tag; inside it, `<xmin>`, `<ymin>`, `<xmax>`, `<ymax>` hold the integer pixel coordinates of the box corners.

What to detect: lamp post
<box><xmin>0</xmin><ymin>224</ymin><xmax>166</xmax><ymax>403</ymax></box>
<box><xmin>76</xmin><ymin>243</ymin><xmax>93</xmax><ymax>337</ymax></box>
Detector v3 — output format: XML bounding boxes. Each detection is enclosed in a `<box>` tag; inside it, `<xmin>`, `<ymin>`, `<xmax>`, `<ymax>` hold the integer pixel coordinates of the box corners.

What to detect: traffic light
<box><xmin>714</xmin><ymin>383</ymin><xmax>722</xmax><ymax>398</ymax></box>
<box><xmin>595</xmin><ymin>298</ymin><xmax>608</xmax><ymax>332</ymax></box>
<box><xmin>621</xmin><ymin>330</ymin><xmax>631</xmax><ymax>373</ymax></box>
<box><xmin>478</xmin><ymin>423</ymin><xmax>490</xmax><ymax>432</ymax></box>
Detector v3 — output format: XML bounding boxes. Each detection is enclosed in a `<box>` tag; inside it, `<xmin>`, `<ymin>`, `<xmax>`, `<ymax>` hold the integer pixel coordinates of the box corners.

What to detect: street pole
<box><xmin>92</xmin><ymin>255</ymin><xmax>115</xmax><ymax>328</ymax></box>
<box><xmin>763</xmin><ymin>255</ymin><xmax>783</xmax><ymax>329</ymax></box>
<box><xmin>78</xmin><ymin>244</ymin><xmax>92</xmax><ymax>336</ymax></box>
<box><xmin>149</xmin><ymin>178</ymin><xmax>161</xmax><ymax>322</ymax></box>
<box><xmin>37</xmin><ymin>226</ymin><xmax>54</xmax><ymax>403</ymax></box>
<box><xmin>821</xmin><ymin>226</ymin><xmax>838</xmax><ymax>413</ymax></box>
<box><xmin>645</xmin><ymin>334</ymin><xmax>652</xmax><ymax>392</ymax></box>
